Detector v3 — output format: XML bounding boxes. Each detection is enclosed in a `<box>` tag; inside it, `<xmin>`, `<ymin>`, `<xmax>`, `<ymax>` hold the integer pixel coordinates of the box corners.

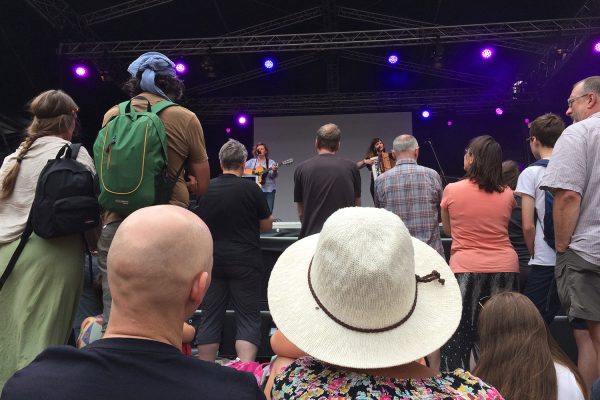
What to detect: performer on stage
<box><xmin>356</xmin><ymin>137</ymin><xmax>396</xmax><ymax>199</ymax></box>
<box><xmin>245</xmin><ymin>142</ymin><xmax>278</xmax><ymax>212</ymax></box>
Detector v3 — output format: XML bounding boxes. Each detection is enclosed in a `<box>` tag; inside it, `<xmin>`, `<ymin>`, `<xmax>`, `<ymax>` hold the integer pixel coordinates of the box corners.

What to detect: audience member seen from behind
<box><xmin>502</xmin><ymin>160</ymin><xmax>529</xmax><ymax>291</ymax></box>
<box><xmin>440</xmin><ymin>135</ymin><xmax>518</xmax><ymax>372</ymax></box>
<box><xmin>515</xmin><ymin>113</ymin><xmax>565</xmax><ymax>325</ymax></box>
<box><xmin>293</xmin><ymin>123</ymin><xmax>361</xmax><ymax>238</ymax></box>
<box><xmin>1</xmin><ymin>206</ymin><xmax>265</xmax><ymax>400</ymax></box>
<box><xmin>0</xmin><ymin>90</ymin><xmax>96</xmax><ymax>390</ymax></box>
<box><xmin>474</xmin><ymin>292</ymin><xmax>586</xmax><ymax>400</ymax></box>
<box><xmin>195</xmin><ymin>139</ymin><xmax>272</xmax><ymax>363</ymax></box>
<box><xmin>265</xmin><ymin>207</ymin><xmax>503</xmax><ymax>399</ymax></box>
<box><xmin>96</xmin><ymin>51</ymin><xmax>210</xmax><ymax>332</ymax></box>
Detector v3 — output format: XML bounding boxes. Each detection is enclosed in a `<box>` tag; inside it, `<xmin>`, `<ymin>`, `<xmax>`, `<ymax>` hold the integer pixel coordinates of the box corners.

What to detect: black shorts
<box><xmin>195</xmin><ymin>266</ymin><xmax>262</xmax><ymax>346</ymax></box>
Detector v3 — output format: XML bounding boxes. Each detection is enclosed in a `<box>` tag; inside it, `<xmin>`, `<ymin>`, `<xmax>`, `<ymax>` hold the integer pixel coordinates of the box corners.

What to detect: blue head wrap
<box><xmin>127</xmin><ymin>52</ymin><xmax>177</xmax><ymax>100</ymax></box>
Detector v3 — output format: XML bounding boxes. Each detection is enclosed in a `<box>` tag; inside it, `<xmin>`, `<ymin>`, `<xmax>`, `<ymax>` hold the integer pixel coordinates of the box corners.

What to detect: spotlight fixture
<box><xmin>524</xmin><ymin>118</ymin><xmax>530</xmax><ymax>124</ymax></box>
<box><xmin>387</xmin><ymin>54</ymin><xmax>399</xmax><ymax>65</ymax></box>
<box><xmin>263</xmin><ymin>58</ymin><xmax>276</xmax><ymax>70</ymax></box>
<box><xmin>175</xmin><ymin>62</ymin><xmax>187</xmax><ymax>74</ymax></box>
<box><xmin>73</xmin><ymin>65</ymin><xmax>88</xmax><ymax>78</ymax></box>
<box><xmin>481</xmin><ymin>48</ymin><xmax>494</xmax><ymax>60</ymax></box>
<box><xmin>237</xmin><ymin>115</ymin><xmax>248</xmax><ymax>125</ymax></box>
<box><xmin>447</xmin><ymin>121</ymin><xmax>453</xmax><ymax>126</ymax></box>
<box><xmin>225</xmin><ymin>127</ymin><xmax>231</xmax><ymax>134</ymax></box>
<box><xmin>594</xmin><ymin>41</ymin><xmax>600</xmax><ymax>53</ymax></box>
<box><xmin>421</xmin><ymin>109</ymin><xmax>431</xmax><ymax>119</ymax></box>
<box><xmin>495</xmin><ymin>107</ymin><xmax>504</xmax><ymax>116</ymax></box>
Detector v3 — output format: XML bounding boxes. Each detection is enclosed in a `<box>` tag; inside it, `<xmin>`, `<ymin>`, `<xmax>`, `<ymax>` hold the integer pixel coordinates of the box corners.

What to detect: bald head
<box><xmin>107</xmin><ymin>205</ymin><xmax>213</xmax><ymax>319</ymax></box>
<box><xmin>393</xmin><ymin>134</ymin><xmax>419</xmax><ymax>159</ymax></box>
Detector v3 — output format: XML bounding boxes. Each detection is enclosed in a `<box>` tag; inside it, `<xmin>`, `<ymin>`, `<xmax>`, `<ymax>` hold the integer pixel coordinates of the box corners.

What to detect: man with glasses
<box><xmin>540</xmin><ymin>76</ymin><xmax>600</xmax><ymax>389</ymax></box>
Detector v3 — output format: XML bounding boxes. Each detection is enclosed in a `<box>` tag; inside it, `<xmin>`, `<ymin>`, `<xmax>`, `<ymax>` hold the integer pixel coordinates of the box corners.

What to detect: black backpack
<box><xmin>529</xmin><ymin>159</ymin><xmax>555</xmax><ymax>250</ymax></box>
<box><xmin>0</xmin><ymin>144</ymin><xmax>100</xmax><ymax>291</ymax></box>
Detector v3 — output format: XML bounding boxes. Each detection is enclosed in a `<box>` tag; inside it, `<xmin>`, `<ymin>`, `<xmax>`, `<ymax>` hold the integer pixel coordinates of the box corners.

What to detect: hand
<box><xmin>364</xmin><ymin>158</ymin><xmax>374</xmax><ymax>166</ymax></box>
<box><xmin>186</xmin><ymin>175</ymin><xmax>198</xmax><ymax>192</ymax></box>
<box><xmin>272</xmin><ymin>164</ymin><xmax>279</xmax><ymax>172</ymax></box>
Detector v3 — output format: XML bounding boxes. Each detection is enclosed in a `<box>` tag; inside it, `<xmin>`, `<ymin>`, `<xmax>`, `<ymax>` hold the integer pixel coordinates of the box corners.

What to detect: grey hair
<box><xmin>579</xmin><ymin>76</ymin><xmax>600</xmax><ymax>96</ymax></box>
<box><xmin>393</xmin><ymin>135</ymin><xmax>419</xmax><ymax>153</ymax></box>
<box><xmin>219</xmin><ymin>139</ymin><xmax>248</xmax><ymax>170</ymax></box>
<box><xmin>316</xmin><ymin>123</ymin><xmax>341</xmax><ymax>151</ymax></box>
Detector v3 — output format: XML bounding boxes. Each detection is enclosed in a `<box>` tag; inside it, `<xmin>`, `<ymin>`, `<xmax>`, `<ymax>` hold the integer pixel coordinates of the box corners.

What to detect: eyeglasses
<box><xmin>478</xmin><ymin>295</ymin><xmax>491</xmax><ymax>309</ymax></box>
<box><xmin>567</xmin><ymin>93</ymin><xmax>591</xmax><ymax>108</ymax></box>
<box><xmin>525</xmin><ymin>136</ymin><xmax>533</xmax><ymax>142</ymax></box>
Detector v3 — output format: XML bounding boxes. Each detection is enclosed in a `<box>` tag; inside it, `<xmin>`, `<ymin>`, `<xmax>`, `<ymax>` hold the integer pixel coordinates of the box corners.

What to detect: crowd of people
<box><xmin>0</xmin><ymin>49</ymin><xmax>600</xmax><ymax>399</ymax></box>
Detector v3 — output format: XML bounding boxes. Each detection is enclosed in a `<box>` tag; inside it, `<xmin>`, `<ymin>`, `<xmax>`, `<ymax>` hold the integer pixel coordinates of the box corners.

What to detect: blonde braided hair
<box><xmin>0</xmin><ymin>90</ymin><xmax>78</xmax><ymax>199</ymax></box>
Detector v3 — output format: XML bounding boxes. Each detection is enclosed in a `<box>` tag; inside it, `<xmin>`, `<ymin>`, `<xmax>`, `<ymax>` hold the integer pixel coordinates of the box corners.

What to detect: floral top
<box><xmin>272</xmin><ymin>357</ymin><xmax>503</xmax><ymax>399</ymax></box>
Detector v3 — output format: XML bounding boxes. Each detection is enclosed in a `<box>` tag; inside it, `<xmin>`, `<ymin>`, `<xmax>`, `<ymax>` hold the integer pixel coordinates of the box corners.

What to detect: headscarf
<box><xmin>127</xmin><ymin>52</ymin><xmax>176</xmax><ymax>100</ymax></box>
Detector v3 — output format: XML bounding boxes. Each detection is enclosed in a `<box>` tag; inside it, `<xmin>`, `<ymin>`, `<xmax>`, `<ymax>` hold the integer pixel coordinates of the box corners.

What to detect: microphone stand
<box><xmin>425</xmin><ymin>138</ymin><xmax>449</xmax><ymax>186</ymax></box>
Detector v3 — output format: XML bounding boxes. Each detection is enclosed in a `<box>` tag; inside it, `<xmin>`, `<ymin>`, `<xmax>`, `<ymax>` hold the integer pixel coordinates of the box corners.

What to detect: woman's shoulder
<box><xmin>273</xmin><ymin>358</ymin><xmax>503</xmax><ymax>399</ymax></box>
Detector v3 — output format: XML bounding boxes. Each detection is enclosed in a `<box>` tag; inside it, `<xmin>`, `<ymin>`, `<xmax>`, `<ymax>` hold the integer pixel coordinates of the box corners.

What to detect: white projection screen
<box><xmin>254</xmin><ymin>112</ymin><xmax>413</xmax><ymax>222</ymax></box>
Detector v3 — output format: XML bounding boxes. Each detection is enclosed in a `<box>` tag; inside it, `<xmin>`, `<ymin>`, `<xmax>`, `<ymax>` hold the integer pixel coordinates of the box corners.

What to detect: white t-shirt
<box><xmin>515</xmin><ymin>162</ymin><xmax>555</xmax><ymax>266</ymax></box>
<box><xmin>0</xmin><ymin>136</ymin><xmax>95</xmax><ymax>243</ymax></box>
<box><xmin>555</xmin><ymin>362</ymin><xmax>585</xmax><ymax>400</ymax></box>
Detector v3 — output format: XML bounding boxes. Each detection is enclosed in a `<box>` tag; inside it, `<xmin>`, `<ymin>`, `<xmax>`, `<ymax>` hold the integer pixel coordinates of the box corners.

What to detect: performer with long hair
<box><xmin>245</xmin><ymin>142</ymin><xmax>278</xmax><ymax>212</ymax></box>
<box><xmin>356</xmin><ymin>137</ymin><xmax>395</xmax><ymax>199</ymax></box>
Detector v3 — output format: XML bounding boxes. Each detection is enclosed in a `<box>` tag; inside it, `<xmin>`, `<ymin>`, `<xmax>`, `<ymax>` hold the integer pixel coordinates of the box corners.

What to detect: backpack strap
<box><xmin>69</xmin><ymin>143</ymin><xmax>82</xmax><ymax>160</ymax></box>
<box><xmin>0</xmin><ymin>220</ymin><xmax>33</xmax><ymax>292</ymax></box>
<box><xmin>150</xmin><ymin>100</ymin><xmax>177</xmax><ymax>115</ymax></box>
<box><xmin>530</xmin><ymin>159</ymin><xmax>549</xmax><ymax>168</ymax></box>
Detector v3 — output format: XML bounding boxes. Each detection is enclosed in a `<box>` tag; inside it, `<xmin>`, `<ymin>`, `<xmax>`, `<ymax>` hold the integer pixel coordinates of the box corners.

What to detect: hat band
<box><xmin>307</xmin><ymin>258</ymin><xmax>445</xmax><ymax>333</ymax></box>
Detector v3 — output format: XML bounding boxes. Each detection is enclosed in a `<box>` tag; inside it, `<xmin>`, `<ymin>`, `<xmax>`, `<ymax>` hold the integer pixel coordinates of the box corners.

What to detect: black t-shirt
<box><xmin>195</xmin><ymin>174</ymin><xmax>271</xmax><ymax>269</ymax></box>
<box><xmin>508</xmin><ymin>194</ymin><xmax>530</xmax><ymax>268</ymax></box>
<box><xmin>0</xmin><ymin>338</ymin><xmax>265</xmax><ymax>400</ymax></box>
<box><xmin>294</xmin><ymin>154</ymin><xmax>361</xmax><ymax>238</ymax></box>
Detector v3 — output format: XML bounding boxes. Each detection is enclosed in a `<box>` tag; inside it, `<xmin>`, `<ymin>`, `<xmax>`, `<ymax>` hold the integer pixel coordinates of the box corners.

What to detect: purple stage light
<box><xmin>263</xmin><ymin>58</ymin><xmax>275</xmax><ymax>70</ymax></box>
<box><xmin>481</xmin><ymin>48</ymin><xmax>494</xmax><ymax>59</ymax></box>
<box><xmin>388</xmin><ymin>54</ymin><xmax>399</xmax><ymax>65</ymax></box>
<box><xmin>495</xmin><ymin>107</ymin><xmax>504</xmax><ymax>116</ymax></box>
<box><xmin>421</xmin><ymin>110</ymin><xmax>431</xmax><ymax>119</ymax></box>
<box><xmin>594</xmin><ymin>41</ymin><xmax>600</xmax><ymax>53</ymax></box>
<box><xmin>74</xmin><ymin>65</ymin><xmax>88</xmax><ymax>78</ymax></box>
<box><xmin>524</xmin><ymin>118</ymin><xmax>530</xmax><ymax>124</ymax></box>
<box><xmin>175</xmin><ymin>62</ymin><xmax>187</xmax><ymax>74</ymax></box>
<box><xmin>225</xmin><ymin>127</ymin><xmax>231</xmax><ymax>134</ymax></box>
<box><xmin>237</xmin><ymin>115</ymin><xmax>248</xmax><ymax>125</ymax></box>
<box><xmin>447</xmin><ymin>121</ymin><xmax>453</xmax><ymax>126</ymax></box>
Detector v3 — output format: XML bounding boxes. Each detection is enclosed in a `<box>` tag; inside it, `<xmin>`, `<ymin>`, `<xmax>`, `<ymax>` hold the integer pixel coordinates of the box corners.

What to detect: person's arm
<box><xmin>441</xmin><ymin>207</ymin><xmax>451</xmax><ymax>236</ymax></box>
<box><xmin>521</xmin><ymin>194</ymin><xmax>536</xmax><ymax>256</ymax></box>
<box><xmin>296</xmin><ymin>202</ymin><xmax>304</xmax><ymax>223</ymax></box>
<box><xmin>356</xmin><ymin>158</ymin><xmax>374</xmax><ymax>169</ymax></box>
<box><xmin>270</xmin><ymin>160</ymin><xmax>278</xmax><ymax>178</ymax></box>
<box><xmin>189</xmin><ymin>160</ymin><xmax>210</xmax><ymax>196</ymax></box>
<box><xmin>553</xmin><ymin>189</ymin><xmax>582</xmax><ymax>253</ymax></box>
<box><xmin>354</xmin><ymin>197</ymin><xmax>361</xmax><ymax>206</ymax></box>
<box><xmin>260</xmin><ymin>215</ymin><xmax>273</xmax><ymax>232</ymax></box>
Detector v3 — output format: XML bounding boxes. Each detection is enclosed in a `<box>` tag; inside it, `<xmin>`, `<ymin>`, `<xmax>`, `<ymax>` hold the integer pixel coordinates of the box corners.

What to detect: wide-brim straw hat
<box><xmin>268</xmin><ymin>207</ymin><xmax>462</xmax><ymax>369</ymax></box>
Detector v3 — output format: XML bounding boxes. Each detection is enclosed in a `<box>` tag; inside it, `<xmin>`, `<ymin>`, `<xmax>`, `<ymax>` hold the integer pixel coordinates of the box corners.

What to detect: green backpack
<box><xmin>94</xmin><ymin>97</ymin><xmax>181</xmax><ymax>215</ymax></box>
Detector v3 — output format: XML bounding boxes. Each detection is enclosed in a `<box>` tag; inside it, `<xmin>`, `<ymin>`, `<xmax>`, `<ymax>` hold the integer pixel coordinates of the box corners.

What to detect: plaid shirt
<box><xmin>374</xmin><ymin>158</ymin><xmax>444</xmax><ymax>256</ymax></box>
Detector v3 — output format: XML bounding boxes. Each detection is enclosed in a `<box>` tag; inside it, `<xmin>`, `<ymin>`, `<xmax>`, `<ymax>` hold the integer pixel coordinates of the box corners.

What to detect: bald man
<box><xmin>1</xmin><ymin>206</ymin><xmax>265</xmax><ymax>400</ymax></box>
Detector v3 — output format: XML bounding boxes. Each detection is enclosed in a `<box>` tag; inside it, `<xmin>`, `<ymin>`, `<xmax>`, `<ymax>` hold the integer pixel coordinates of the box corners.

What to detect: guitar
<box><xmin>244</xmin><ymin>158</ymin><xmax>294</xmax><ymax>186</ymax></box>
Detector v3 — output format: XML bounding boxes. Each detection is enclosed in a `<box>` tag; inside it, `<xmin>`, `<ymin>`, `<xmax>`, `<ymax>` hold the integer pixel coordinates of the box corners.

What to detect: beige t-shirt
<box><xmin>0</xmin><ymin>136</ymin><xmax>96</xmax><ymax>243</ymax></box>
<box><xmin>101</xmin><ymin>93</ymin><xmax>208</xmax><ymax>223</ymax></box>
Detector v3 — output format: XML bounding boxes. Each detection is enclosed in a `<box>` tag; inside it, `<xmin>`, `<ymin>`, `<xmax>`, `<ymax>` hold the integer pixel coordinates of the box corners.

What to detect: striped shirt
<box><xmin>374</xmin><ymin>158</ymin><xmax>444</xmax><ymax>256</ymax></box>
<box><xmin>540</xmin><ymin>112</ymin><xmax>600</xmax><ymax>265</ymax></box>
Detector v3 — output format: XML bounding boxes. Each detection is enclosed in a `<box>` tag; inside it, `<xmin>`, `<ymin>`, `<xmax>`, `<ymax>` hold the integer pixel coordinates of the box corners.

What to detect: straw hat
<box><xmin>268</xmin><ymin>207</ymin><xmax>462</xmax><ymax>369</ymax></box>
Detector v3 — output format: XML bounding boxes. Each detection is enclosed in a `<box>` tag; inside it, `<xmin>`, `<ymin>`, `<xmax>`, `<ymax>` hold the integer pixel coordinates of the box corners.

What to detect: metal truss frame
<box><xmin>83</xmin><ymin>0</ymin><xmax>174</xmax><ymax>26</ymax></box>
<box><xmin>59</xmin><ymin>16</ymin><xmax>600</xmax><ymax>57</ymax></box>
<box><xmin>186</xmin><ymin>53</ymin><xmax>319</xmax><ymax>95</ymax></box>
<box><xmin>339</xmin><ymin>50</ymin><xmax>492</xmax><ymax>85</ymax></box>
<box><xmin>227</xmin><ymin>7</ymin><xmax>322</xmax><ymax>36</ymax></box>
<box><xmin>25</xmin><ymin>0</ymin><xmax>94</xmax><ymax>40</ymax></box>
<box><xmin>185</xmin><ymin>88</ymin><xmax>533</xmax><ymax>118</ymax></box>
<box><xmin>336</xmin><ymin>6</ymin><xmax>545</xmax><ymax>54</ymax></box>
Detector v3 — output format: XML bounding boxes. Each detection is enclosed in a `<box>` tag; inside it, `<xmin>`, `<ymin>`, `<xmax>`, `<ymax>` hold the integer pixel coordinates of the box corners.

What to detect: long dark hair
<box><xmin>365</xmin><ymin>137</ymin><xmax>384</xmax><ymax>158</ymax></box>
<box><xmin>123</xmin><ymin>73</ymin><xmax>185</xmax><ymax>100</ymax></box>
<box><xmin>464</xmin><ymin>135</ymin><xmax>505</xmax><ymax>193</ymax></box>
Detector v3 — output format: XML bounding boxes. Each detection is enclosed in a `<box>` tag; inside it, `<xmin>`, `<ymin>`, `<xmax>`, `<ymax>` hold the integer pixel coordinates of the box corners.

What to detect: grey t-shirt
<box><xmin>540</xmin><ymin>112</ymin><xmax>600</xmax><ymax>265</ymax></box>
<box><xmin>294</xmin><ymin>154</ymin><xmax>361</xmax><ymax>238</ymax></box>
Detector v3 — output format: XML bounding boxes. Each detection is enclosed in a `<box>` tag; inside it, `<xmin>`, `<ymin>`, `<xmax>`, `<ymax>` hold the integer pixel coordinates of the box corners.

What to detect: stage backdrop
<box><xmin>254</xmin><ymin>112</ymin><xmax>413</xmax><ymax>221</ymax></box>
